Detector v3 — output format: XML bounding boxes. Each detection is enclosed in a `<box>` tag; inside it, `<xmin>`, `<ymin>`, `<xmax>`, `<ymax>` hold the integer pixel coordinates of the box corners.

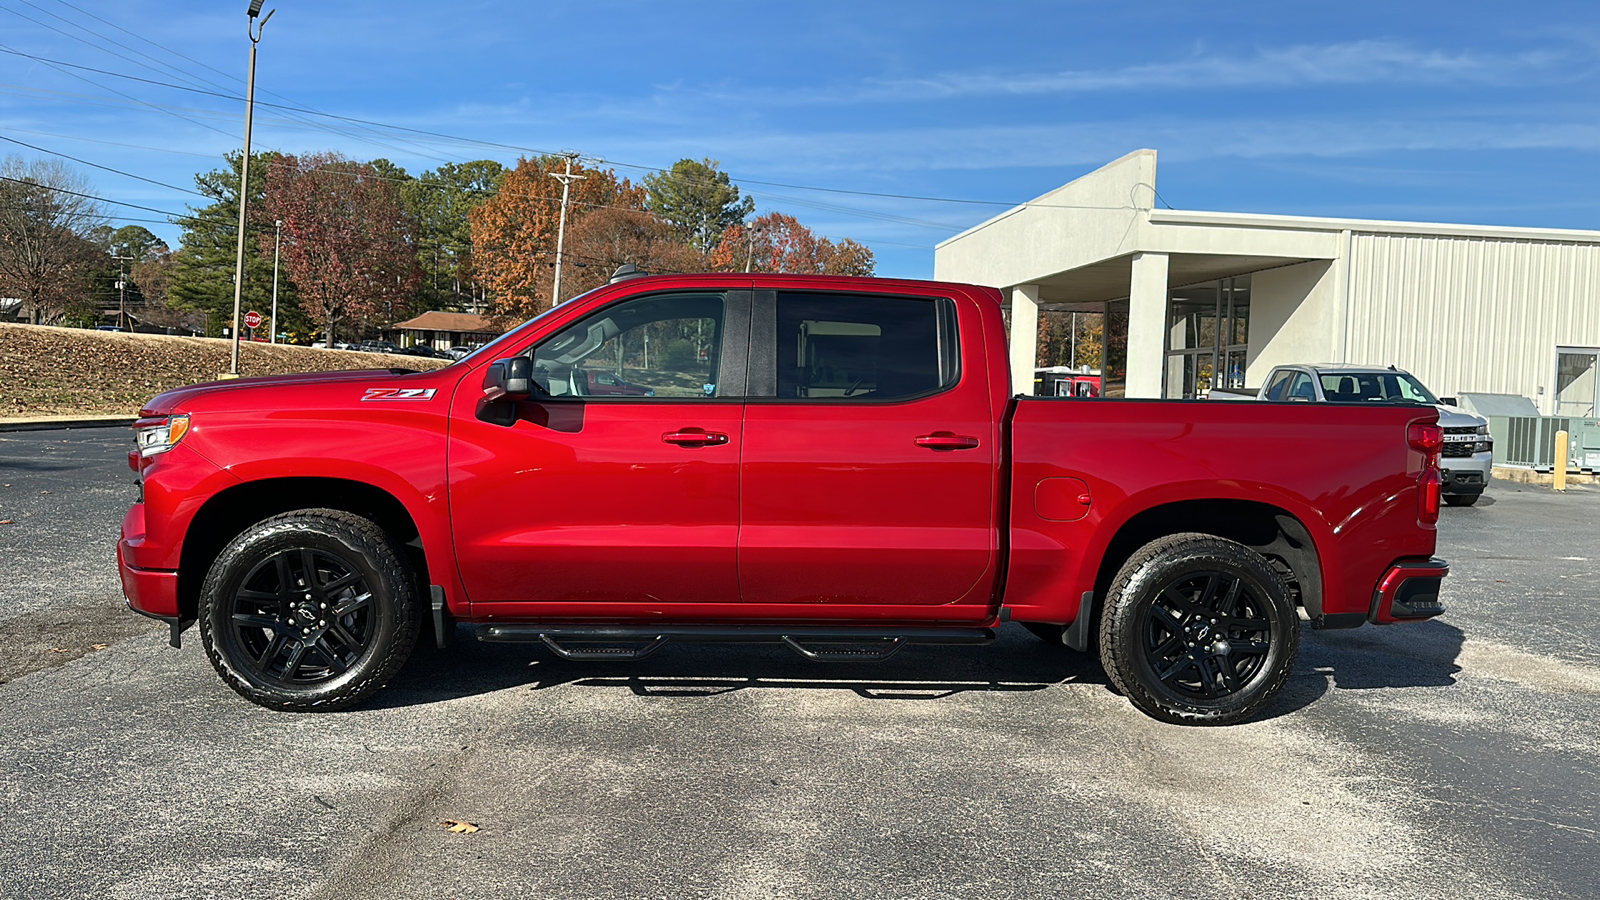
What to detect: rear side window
<box><xmin>1263</xmin><ymin>372</ymin><xmax>1292</xmax><ymax>401</ymax></box>
<box><xmin>775</xmin><ymin>292</ymin><xmax>958</xmax><ymax>401</ymax></box>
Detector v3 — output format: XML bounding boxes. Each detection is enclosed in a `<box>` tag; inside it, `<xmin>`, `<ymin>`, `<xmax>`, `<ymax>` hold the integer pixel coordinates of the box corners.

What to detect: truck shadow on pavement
<box><xmin>375</xmin><ymin>625</ymin><xmax>1114</xmax><ymax>709</ymax></box>
<box><xmin>1284</xmin><ymin>618</ymin><xmax>1464</xmax><ymax>704</ymax></box>
<box><xmin>373</xmin><ymin>620</ymin><xmax>1461</xmax><ymax>720</ymax></box>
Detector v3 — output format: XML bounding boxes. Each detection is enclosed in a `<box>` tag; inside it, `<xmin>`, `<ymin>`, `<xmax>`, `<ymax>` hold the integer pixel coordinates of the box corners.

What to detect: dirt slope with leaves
<box><xmin>0</xmin><ymin>324</ymin><xmax>450</xmax><ymax>419</ymax></box>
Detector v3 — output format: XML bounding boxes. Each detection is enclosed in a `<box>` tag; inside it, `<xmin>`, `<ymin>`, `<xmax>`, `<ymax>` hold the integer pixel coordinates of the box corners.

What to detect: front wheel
<box><xmin>198</xmin><ymin>510</ymin><xmax>420</xmax><ymax>711</ymax></box>
<box><xmin>1098</xmin><ymin>533</ymin><xmax>1298</xmax><ymax>725</ymax></box>
<box><xmin>1443</xmin><ymin>493</ymin><xmax>1481</xmax><ymax>507</ymax></box>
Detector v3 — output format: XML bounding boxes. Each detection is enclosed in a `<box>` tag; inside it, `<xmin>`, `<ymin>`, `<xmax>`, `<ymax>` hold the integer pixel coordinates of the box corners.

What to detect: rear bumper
<box><xmin>1370</xmin><ymin>558</ymin><xmax>1449</xmax><ymax>623</ymax></box>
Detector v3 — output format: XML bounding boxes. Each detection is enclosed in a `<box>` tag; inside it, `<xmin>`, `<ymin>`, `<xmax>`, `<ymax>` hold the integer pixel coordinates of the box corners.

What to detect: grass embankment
<box><xmin>0</xmin><ymin>323</ymin><xmax>450</xmax><ymax>419</ymax></box>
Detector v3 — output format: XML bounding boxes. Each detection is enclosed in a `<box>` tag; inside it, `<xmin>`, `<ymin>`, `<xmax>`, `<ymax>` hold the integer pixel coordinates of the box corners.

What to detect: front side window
<box><xmin>530</xmin><ymin>292</ymin><xmax>724</xmax><ymax>399</ymax></box>
<box><xmin>775</xmin><ymin>292</ymin><xmax>957</xmax><ymax>401</ymax></box>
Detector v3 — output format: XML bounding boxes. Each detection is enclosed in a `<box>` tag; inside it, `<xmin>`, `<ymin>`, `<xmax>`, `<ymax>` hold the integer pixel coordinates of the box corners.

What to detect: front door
<box><xmin>738</xmin><ymin>289</ymin><xmax>998</xmax><ymax>611</ymax></box>
<box><xmin>449</xmin><ymin>290</ymin><xmax>747</xmax><ymax>611</ymax></box>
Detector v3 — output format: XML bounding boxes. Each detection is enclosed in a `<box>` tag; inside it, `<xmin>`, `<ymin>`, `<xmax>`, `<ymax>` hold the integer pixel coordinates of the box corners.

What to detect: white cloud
<box><xmin>803</xmin><ymin>40</ymin><xmax>1587</xmax><ymax>103</ymax></box>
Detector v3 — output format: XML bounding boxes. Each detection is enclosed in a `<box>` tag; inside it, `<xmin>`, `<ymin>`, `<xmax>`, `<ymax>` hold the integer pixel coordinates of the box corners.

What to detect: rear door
<box><xmin>737</xmin><ymin>288</ymin><xmax>998</xmax><ymax>611</ymax></box>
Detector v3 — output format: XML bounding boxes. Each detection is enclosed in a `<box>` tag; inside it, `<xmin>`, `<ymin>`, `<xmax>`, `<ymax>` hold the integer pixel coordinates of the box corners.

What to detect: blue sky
<box><xmin>2</xmin><ymin>0</ymin><xmax>1597</xmax><ymax>279</ymax></box>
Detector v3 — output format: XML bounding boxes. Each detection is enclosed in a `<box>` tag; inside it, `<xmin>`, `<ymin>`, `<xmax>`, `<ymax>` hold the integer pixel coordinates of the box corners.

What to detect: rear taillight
<box><xmin>1409</xmin><ymin>422</ymin><xmax>1443</xmax><ymax>524</ymax></box>
<box><xmin>1419</xmin><ymin>467</ymin><xmax>1441</xmax><ymax>523</ymax></box>
<box><xmin>1407</xmin><ymin>423</ymin><xmax>1443</xmax><ymax>455</ymax></box>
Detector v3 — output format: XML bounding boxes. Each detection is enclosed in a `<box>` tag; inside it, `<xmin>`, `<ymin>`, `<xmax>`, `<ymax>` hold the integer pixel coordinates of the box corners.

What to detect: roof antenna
<box><xmin>609</xmin><ymin>263</ymin><xmax>649</xmax><ymax>283</ymax></box>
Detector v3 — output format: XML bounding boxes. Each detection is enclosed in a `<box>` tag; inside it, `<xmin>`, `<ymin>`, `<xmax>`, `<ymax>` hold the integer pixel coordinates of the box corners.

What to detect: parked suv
<box><xmin>1257</xmin><ymin>364</ymin><xmax>1493</xmax><ymax>506</ymax></box>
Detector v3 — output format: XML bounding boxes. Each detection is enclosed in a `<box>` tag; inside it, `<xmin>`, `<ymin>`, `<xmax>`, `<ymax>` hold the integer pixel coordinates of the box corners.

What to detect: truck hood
<box><xmin>1435</xmin><ymin>404</ymin><xmax>1486</xmax><ymax>428</ymax></box>
<box><xmin>140</xmin><ymin>368</ymin><xmax>427</xmax><ymax>416</ymax></box>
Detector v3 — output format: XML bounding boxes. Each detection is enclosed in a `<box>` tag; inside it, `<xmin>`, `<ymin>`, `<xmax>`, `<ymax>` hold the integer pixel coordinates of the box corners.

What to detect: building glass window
<box><xmin>1161</xmin><ymin>275</ymin><xmax>1251</xmax><ymax>399</ymax></box>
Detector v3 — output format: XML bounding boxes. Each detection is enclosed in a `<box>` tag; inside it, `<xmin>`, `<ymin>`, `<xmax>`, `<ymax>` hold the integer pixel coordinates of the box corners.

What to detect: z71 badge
<box><xmin>361</xmin><ymin>388</ymin><xmax>437</xmax><ymax>401</ymax></box>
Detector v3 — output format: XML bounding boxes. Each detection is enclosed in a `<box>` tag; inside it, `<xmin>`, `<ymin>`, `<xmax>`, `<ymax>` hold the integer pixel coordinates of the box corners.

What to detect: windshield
<box><xmin>1318</xmin><ymin>371</ymin><xmax>1439</xmax><ymax>404</ymax></box>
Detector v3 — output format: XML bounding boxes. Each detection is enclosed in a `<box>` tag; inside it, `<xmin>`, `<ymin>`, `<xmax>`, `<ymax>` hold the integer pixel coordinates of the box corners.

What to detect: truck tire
<box><xmin>1098</xmin><ymin>533</ymin><xmax>1298</xmax><ymax>726</ymax></box>
<box><xmin>197</xmin><ymin>509</ymin><xmax>421</xmax><ymax>712</ymax></box>
<box><xmin>1443</xmin><ymin>494</ymin><xmax>1480</xmax><ymax>507</ymax></box>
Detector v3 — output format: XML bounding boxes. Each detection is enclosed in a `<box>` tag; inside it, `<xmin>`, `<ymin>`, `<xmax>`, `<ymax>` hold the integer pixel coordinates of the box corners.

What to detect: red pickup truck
<box><xmin>119</xmin><ymin>272</ymin><xmax>1448</xmax><ymax>725</ymax></box>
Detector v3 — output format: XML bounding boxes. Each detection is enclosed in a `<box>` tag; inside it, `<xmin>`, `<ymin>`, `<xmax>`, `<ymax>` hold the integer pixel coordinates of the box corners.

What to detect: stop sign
<box><xmin>243</xmin><ymin>310</ymin><xmax>263</xmax><ymax>329</ymax></box>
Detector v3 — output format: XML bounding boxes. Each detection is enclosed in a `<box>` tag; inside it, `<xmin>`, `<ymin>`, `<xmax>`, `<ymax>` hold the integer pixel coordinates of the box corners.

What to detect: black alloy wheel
<box><xmin>1099</xmin><ymin>533</ymin><xmax>1298</xmax><ymax>725</ymax></box>
<box><xmin>198</xmin><ymin>510</ymin><xmax>420</xmax><ymax>711</ymax></box>
<box><xmin>227</xmin><ymin>547</ymin><xmax>374</xmax><ymax>683</ymax></box>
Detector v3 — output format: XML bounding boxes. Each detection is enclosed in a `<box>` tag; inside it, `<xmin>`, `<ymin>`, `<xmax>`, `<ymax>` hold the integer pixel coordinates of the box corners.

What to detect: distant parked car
<box><xmin>400</xmin><ymin>344</ymin><xmax>450</xmax><ymax>360</ymax></box>
<box><xmin>572</xmin><ymin>369</ymin><xmax>655</xmax><ymax>397</ymax></box>
<box><xmin>444</xmin><ymin>345</ymin><xmax>480</xmax><ymax>360</ymax></box>
<box><xmin>352</xmin><ymin>340</ymin><xmax>404</xmax><ymax>355</ymax></box>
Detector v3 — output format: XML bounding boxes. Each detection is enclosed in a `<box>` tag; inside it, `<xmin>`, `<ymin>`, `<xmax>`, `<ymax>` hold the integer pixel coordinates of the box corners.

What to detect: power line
<box><xmin>0</xmin><ymin>40</ymin><xmax>240</xmax><ymax>141</ymax></box>
<box><xmin>38</xmin><ymin>0</ymin><xmax>464</xmax><ymax>164</ymax></box>
<box><xmin>0</xmin><ymin>133</ymin><xmax>208</xmax><ymax>196</ymax></box>
<box><xmin>0</xmin><ymin>173</ymin><xmax>184</xmax><ymax>217</ymax></box>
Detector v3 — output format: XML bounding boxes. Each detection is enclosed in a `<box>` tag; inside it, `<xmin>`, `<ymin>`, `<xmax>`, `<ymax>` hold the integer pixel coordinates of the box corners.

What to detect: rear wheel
<box><xmin>198</xmin><ymin>509</ymin><xmax>420</xmax><ymax>711</ymax></box>
<box><xmin>1099</xmin><ymin>533</ymin><xmax>1298</xmax><ymax>725</ymax></box>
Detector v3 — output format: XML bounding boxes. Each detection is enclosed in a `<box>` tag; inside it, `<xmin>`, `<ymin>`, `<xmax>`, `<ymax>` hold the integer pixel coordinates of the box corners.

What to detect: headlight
<box><xmin>1474</xmin><ymin>424</ymin><xmax>1489</xmax><ymax>435</ymax></box>
<box><xmin>134</xmin><ymin>414</ymin><xmax>190</xmax><ymax>457</ymax></box>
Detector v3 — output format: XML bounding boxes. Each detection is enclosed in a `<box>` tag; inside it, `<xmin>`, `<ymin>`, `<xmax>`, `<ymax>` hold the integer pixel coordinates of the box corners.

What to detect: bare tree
<box><xmin>0</xmin><ymin>157</ymin><xmax>108</xmax><ymax>324</ymax></box>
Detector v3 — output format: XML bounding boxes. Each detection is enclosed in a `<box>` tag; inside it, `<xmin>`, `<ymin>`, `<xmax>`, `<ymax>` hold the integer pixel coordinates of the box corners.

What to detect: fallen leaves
<box><xmin>0</xmin><ymin>519</ymin><xmax>13</xmax><ymax>525</ymax></box>
<box><xmin>440</xmin><ymin>819</ymin><xmax>480</xmax><ymax>834</ymax></box>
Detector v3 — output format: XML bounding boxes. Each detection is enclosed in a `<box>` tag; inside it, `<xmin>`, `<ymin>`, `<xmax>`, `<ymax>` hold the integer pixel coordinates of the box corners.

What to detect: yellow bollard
<box><xmin>1553</xmin><ymin>430</ymin><xmax>1569</xmax><ymax>492</ymax></box>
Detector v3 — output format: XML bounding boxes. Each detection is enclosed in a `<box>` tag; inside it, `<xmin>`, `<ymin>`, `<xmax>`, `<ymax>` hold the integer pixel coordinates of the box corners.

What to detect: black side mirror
<box><xmin>1439</xmin><ymin>396</ymin><xmax>1457</xmax><ymax>407</ymax></box>
<box><xmin>485</xmin><ymin>357</ymin><xmax>536</xmax><ymax>401</ymax></box>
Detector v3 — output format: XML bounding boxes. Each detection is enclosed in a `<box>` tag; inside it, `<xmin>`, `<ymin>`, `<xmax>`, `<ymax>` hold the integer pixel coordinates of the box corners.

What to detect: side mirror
<box><xmin>1439</xmin><ymin>396</ymin><xmax>1457</xmax><ymax>407</ymax></box>
<box><xmin>485</xmin><ymin>357</ymin><xmax>537</xmax><ymax>401</ymax></box>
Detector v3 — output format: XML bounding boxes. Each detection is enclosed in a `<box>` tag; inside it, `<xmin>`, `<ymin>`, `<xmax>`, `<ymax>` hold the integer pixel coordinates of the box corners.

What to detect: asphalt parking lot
<box><xmin>1</xmin><ymin>427</ymin><xmax>1597</xmax><ymax>900</ymax></box>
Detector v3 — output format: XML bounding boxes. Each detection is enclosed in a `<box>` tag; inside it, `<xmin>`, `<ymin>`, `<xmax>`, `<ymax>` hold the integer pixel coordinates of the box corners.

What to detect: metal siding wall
<box><xmin>1345</xmin><ymin>233</ymin><xmax>1600</xmax><ymax>405</ymax></box>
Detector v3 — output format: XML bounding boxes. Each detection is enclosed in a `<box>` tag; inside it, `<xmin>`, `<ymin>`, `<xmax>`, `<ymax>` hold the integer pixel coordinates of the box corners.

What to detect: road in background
<box><xmin>1</xmin><ymin>431</ymin><xmax>1596</xmax><ymax>900</ymax></box>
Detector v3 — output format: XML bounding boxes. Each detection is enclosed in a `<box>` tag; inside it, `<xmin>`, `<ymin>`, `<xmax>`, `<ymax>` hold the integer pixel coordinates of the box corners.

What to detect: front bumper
<box><xmin>1440</xmin><ymin>451</ymin><xmax>1492</xmax><ymax>496</ymax></box>
<box><xmin>1370</xmin><ymin>558</ymin><xmax>1449</xmax><ymax>623</ymax></box>
<box><xmin>118</xmin><ymin>514</ymin><xmax>191</xmax><ymax>647</ymax></box>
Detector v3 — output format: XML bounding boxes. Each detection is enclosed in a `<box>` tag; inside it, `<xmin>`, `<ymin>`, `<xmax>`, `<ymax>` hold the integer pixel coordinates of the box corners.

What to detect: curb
<box><xmin>0</xmin><ymin>417</ymin><xmax>136</xmax><ymax>433</ymax></box>
<box><xmin>1493</xmin><ymin>466</ymin><xmax>1600</xmax><ymax>486</ymax></box>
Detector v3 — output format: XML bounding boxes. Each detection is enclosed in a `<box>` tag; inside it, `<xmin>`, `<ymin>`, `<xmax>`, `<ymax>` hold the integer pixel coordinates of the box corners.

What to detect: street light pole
<box><xmin>269</xmin><ymin>218</ymin><xmax>281</xmax><ymax>344</ymax></box>
<box><xmin>228</xmin><ymin>1</ymin><xmax>273</xmax><ymax>376</ymax></box>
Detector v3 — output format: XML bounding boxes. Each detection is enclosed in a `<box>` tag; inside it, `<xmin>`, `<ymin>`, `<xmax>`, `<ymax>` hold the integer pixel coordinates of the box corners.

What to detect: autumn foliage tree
<box><xmin>557</xmin><ymin>208</ymin><xmax>706</xmax><ymax>296</ymax></box>
<box><xmin>259</xmin><ymin>152</ymin><xmax>420</xmax><ymax>346</ymax></box>
<box><xmin>708</xmin><ymin>212</ymin><xmax>874</xmax><ymax>276</ymax></box>
<box><xmin>470</xmin><ymin>156</ymin><xmax>647</xmax><ymax>318</ymax></box>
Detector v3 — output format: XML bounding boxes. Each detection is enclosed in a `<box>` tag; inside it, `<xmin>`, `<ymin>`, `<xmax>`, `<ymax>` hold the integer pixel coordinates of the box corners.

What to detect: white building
<box><xmin>934</xmin><ymin>149</ymin><xmax>1600</xmax><ymax>416</ymax></box>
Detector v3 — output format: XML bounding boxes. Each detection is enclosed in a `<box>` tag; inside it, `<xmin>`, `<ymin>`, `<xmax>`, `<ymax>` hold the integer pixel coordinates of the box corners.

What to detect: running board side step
<box><xmin>476</xmin><ymin>625</ymin><xmax>994</xmax><ymax>663</ymax></box>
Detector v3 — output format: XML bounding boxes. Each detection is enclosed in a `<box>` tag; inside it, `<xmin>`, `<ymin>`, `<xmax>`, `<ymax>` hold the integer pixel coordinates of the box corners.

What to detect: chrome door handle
<box><xmin>662</xmin><ymin>429</ymin><xmax>730</xmax><ymax>447</ymax></box>
<box><xmin>914</xmin><ymin>433</ymin><xmax>980</xmax><ymax>451</ymax></box>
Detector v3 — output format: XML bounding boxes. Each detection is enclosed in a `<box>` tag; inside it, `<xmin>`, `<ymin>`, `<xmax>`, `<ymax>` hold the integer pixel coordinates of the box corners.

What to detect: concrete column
<box><xmin>1124</xmin><ymin>251</ymin><xmax>1169</xmax><ymax>399</ymax></box>
<box><xmin>1009</xmin><ymin>284</ymin><xmax>1040</xmax><ymax>396</ymax></box>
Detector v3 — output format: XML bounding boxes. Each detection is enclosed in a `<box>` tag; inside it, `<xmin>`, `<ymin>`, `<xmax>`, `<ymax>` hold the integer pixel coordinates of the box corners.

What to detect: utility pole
<box><xmin>548</xmin><ymin>153</ymin><xmax>584</xmax><ymax>306</ymax></box>
<box><xmin>112</xmin><ymin>255</ymin><xmax>133</xmax><ymax>330</ymax></box>
<box><xmin>269</xmin><ymin>219</ymin><xmax>281</xmax><ymax>344</ymax></box>
<box><xmin>228</xmin><ymin>1</ymin><xmax>273</xmax><ymax>376</ymax></box>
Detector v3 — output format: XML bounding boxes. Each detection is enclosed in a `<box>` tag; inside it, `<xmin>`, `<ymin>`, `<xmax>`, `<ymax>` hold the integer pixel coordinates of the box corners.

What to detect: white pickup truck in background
<box><xmin>1212</xmin><ymin>364</ymin><xmax>1494</xmax><ymax>506</ymax></box>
